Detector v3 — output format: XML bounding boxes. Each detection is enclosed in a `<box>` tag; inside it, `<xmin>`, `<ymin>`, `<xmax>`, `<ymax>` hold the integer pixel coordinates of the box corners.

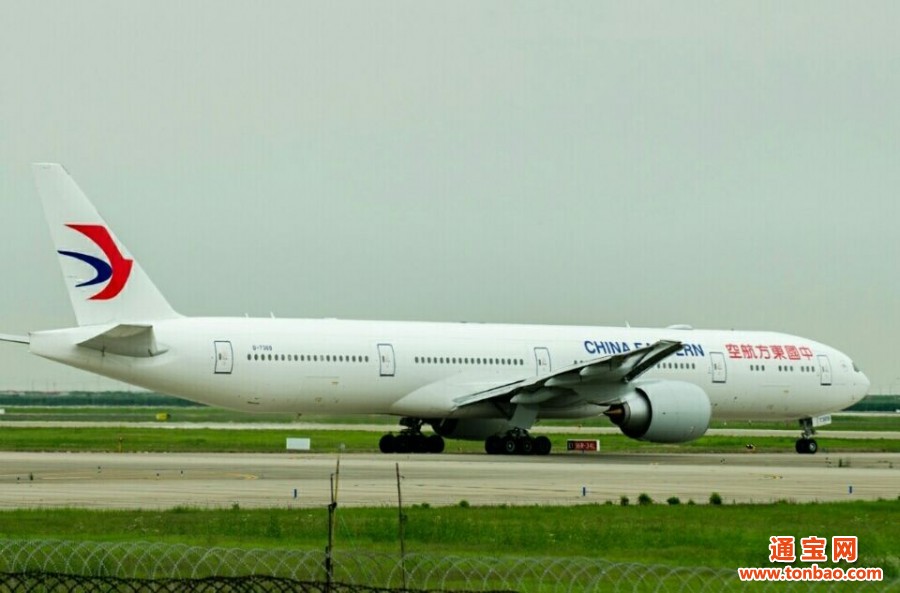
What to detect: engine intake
<box><xmin>605</xmin><ymin>380</ymin><xmax>711</xmax><ymax>443</ymax></box>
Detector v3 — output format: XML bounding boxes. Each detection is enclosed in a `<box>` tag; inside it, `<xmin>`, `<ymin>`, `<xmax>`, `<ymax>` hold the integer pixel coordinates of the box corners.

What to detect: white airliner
<box><xmin>0</xmin><ymin>164</ymin><xmax>870</xmax><ymax>455</ymax></box>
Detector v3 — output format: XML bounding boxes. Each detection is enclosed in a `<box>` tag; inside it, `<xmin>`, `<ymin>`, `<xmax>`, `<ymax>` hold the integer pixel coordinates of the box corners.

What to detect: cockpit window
<box><xmin>852</xmin><ymin>361</ymin><xmax>861</xmax><ymax>372</ymax></box>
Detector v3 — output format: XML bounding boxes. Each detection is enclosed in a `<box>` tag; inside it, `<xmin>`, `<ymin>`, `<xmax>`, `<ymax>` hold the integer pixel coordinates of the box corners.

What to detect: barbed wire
<box><xmin>0</xmin><ymin>540</ymin><xmax>897</xmax><ymax>592</ymax></box>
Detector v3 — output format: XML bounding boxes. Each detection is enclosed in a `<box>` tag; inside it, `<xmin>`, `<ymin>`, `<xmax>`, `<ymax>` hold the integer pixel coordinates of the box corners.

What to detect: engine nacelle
<box><xmin>605</xmin><ymin>380</ymin><xmax>711</xmax><ymax>443</ymax></box>
<box><xmin>431</xmin><ymin>418</ymin><xmax>515</xmax><ymax>441</ymax></box>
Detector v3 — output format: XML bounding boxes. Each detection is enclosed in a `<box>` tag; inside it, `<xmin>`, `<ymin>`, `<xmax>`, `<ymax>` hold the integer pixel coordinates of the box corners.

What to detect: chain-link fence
<box><xmin>0</xmin><ymin>540</ymin><xmax>896</xmax><ymax>592</ymax></box>
<box><xmin>0</xmin><ymin>572</ymin><xmax>512</xmax><ymax>593</ymax></box>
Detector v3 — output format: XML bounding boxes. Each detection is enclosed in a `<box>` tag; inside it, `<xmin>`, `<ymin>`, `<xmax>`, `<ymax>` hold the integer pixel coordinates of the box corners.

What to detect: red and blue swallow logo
<box><xmin>57</xmin><ymin>224</ymin><xmax>133</xmax><ymax>300</ymax></box>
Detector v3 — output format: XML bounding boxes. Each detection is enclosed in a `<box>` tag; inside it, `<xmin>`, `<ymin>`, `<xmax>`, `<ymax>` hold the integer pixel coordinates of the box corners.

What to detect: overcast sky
<box><xmin>1</xmin><ymin>2</ymin><xmax>898</xmax><ymax>393</ymax></box>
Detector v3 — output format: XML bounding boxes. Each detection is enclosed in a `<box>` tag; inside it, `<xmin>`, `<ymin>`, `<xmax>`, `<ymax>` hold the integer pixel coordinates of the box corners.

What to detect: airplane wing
<box><xmin>391</xmin><ymin>340</ymin><xmax>682</xmax><ymax>416</ymax></box>
<box><xmin>0</xmin><ymin>333</ymin><xmax>30</xmax><ymax>344</ymax></box>
<box><xmin>454</xmin><ymin>339</ymin><xmax>682</xmax><ymax>408</ymax></box>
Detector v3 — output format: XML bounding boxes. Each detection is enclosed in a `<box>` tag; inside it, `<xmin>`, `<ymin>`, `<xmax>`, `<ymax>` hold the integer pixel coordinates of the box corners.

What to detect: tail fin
<box><xmin>32</xmin><ymin>163</ymin><xmax>180</xmax><ymax>326</ymax></box>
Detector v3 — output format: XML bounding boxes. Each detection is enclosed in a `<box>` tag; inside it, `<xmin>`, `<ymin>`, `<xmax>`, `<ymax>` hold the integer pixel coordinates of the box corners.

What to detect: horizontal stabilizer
<box><xmin>0</xmin><ymin>333</ymin><xmax>30</xmax><ymax>344</ymax></box>
<box><xmin>77</xmin><ymin>324</ymin><xmax>167</xmax><ymax>357</ymax></box>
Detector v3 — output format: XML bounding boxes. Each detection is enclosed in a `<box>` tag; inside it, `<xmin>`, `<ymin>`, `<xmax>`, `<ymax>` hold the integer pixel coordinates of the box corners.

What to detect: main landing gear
<box><xmin>484</xmin><ymin>429</ymin><xmax>552</xmax><ymax>456</ymax></box>
<box><xmin>795</xmin><ymin>418</ymin><xmax>819</xmax><ymax>455</ymax></box>
<box><xmin>379</xmin><ymin>418</ymin><xmax>445</xmax><ymax>454</ymax></box>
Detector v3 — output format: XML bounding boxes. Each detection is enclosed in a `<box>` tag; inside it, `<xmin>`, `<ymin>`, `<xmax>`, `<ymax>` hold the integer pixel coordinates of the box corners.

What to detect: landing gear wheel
<box><xmin>517</xmin><ymin>436</ymin><xmax>534</xmax><ymax>455</ymax></box>
<box><xmin>485</xmin><ymin>435</ymin><xmax>502</xmax><ymax>455</ymax></box>
<box><xmin>427</xmin><ymin>434</ymin><xmax>445</xmax><ymax>454</ymax></box>
<box><xmin>485</xmin><ymin>431</ymin><xmax>551</xmax><ymax>455</ymax></box>
<box><xmin>796</xmin><ymin>418</ymin><xmax>819</xmax><ymax>455</ymax></box>
<box><xmin>380</xmin><ymin>418</ymin><xmax>447</xmax><ymax>454</ymax></box>
<box><xmin>807</xmin><ymin>439</ymin><xmax>818</xmax><ymax>454</ymax></box>
<box><xmin>379</xmin><ymin>434</ymin><xmax>396</xmax><ymax>454</ymax></box>
<box><xmin>533</xmin><ymin>435</ymin><xmax>552</xmax><ymax>456</ymax></box>
<box><xmin>501</xmin><ymin>435</ymin><xmax>518</xmax><ymax>455</ymax></box>
<box><xmin>394</xmin><ymin>434</ymin><xmax>412</xmax><ymax>454</ymax></box>
<box><xmin>795</xmin><ymin>438</ymin><xmax>818</xmax><ymax>454</ymax></box>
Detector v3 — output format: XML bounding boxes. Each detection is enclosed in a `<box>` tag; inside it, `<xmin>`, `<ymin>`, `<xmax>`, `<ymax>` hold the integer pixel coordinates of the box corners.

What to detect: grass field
<box><xmin>1</xmin><ymin>403</ymin><xmax>898</xmax><ymax>455</ymax></box>
<box><xmin>0</xmin><ymin>501</ymin><xmax>897</xmax><ymax>574</ymax></box>
<box><xmin>1</xmin><ymin>425</ymin><xmax>898</xmax><ymax>454</ymax></box>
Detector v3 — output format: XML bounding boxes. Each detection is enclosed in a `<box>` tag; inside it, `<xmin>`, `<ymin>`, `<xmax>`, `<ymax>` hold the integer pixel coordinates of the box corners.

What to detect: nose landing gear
<box><xmin>795</xmin><ymin>418</ymin><xmax>819</xmax><ymax>454</ymax></box>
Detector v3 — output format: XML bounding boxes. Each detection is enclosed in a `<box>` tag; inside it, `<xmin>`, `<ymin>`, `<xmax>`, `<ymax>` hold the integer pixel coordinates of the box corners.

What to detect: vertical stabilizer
<box><xmin>32</xmin><ymin>163</ymin><xmax>180</xmax><ymax>326</ymax></box>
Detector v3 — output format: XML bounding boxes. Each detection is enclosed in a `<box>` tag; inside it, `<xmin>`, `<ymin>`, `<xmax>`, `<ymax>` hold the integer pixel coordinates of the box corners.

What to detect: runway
<box><xmin>0</xmin><ymin>451</ymin><xmax>897</xmax><ymax>509</ymax></box>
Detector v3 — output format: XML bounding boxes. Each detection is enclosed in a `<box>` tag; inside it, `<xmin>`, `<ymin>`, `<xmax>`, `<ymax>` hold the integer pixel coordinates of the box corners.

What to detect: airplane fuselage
<box><xmin>30</xmin><ymin>318</ymin><xmax>868</xmax><ymax>422</ymax></box>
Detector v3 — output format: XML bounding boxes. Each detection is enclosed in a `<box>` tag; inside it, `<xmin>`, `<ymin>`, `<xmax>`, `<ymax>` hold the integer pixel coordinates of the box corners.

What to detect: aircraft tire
<box><xmin>395</xmin><ymin>434</ymin><xmax>412</xmax><ymax>454</ymax></box>
<box><xmin>517</xmin><ymin>436</ymin><xmax>534</xmax><ymax>455</ymax></box>
<box><xmin>534</xmin><ymin>435</ymin><xmax>552</xmax><ymax>456</ymax></box>
<box><xmin>795</xmin><ymin>438</ymin><xmax>818</xmax><ymax>454</ymax></box>
<box><xmin>379</xmin><ymin>434</ymin><xmax>396</xmax><ymax>454</ymax></box>
<box><xmin>411</xmin><ymin>434</ymin><xmax>427</xmax><ymax>453</ymax></box>
<box><xmin>485</xmin><ymin>435</ymin><xmax>502</xmax><ymax>455</ymax></box>
<box><xmin>501</xmin><ymin>435</ymin><xmax>518</xmax><ymax>455</ymax></box>
<box><xmin>427</xmin><ymin>434</ymin><xmax>445</xmax><ymax>454</ymax></box>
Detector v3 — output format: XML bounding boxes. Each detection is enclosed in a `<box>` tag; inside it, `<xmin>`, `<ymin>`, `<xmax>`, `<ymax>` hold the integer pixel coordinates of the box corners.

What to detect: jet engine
<box><xmin>430</xmin><ymin>418</ymin><xmax>515</xmax><ymax>441</ymax></box>
<box><xmin>605</xmin><ymin>380</ymin><xmax>711</xmax><ymax>443</ymax></box>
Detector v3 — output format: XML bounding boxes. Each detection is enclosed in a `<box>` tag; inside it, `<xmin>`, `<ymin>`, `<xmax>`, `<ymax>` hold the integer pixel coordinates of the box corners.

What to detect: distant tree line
<box><xmin>0</xmin><ymin>391</ymin><xmax>201</xmax><ymax>407</ymax></box>
<box><xmin>845</xmin><ymin>394</ymin><xmax>900</xmax><ymax>412</ymax></box>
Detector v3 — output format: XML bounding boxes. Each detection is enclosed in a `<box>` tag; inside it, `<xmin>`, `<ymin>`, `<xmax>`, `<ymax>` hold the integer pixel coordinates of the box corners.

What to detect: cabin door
<box><xmin>534</xmin><ymin>347</ymin><xmax>551</xmax><ymax>375</ymax></box>
<box><xmin>214</xmin><ymin>341</ymin><xmax>233</xmax><ymax>374</ymax></box>
<box><xmin>818</xmin><ymin>355</ymin><xmax>832</xmax><ymax>386</ymax></box>
<box><xmin>710</xmin><ymin>351</ymin><xmax>727</xmax><ymax>383</ymax></box>
<box><xmin>378</xmin><ymin>343</ymin><xmax>396</xmax><ymax>377</ymax></box>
